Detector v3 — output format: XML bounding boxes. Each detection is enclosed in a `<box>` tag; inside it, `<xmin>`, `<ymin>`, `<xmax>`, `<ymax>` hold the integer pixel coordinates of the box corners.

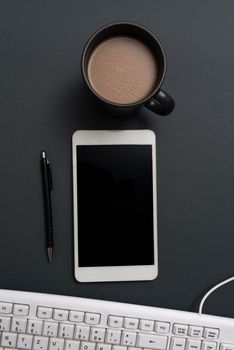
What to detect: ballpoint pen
<box><xmin>41</xmin><ymin>151</ymin><xmax>54</xmax><ymax>263</ymax></box>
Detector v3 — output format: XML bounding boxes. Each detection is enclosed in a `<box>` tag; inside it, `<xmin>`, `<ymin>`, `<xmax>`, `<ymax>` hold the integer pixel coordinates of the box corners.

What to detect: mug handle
<box><xmin>145</xmin><ymin>89</ymin><xmax>175</xmax><ymax>116</ymax></box>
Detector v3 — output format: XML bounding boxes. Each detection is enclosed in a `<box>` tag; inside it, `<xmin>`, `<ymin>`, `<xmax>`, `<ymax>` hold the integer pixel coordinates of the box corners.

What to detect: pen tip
<box><xmin>41</xmin><ymin>151</ymin><xmax>46</xmax><ymax>159</ymax></box>
<box><xmin>47</xmin><ymin>247</ymin><xmax>53</xmax><ymax>263</ymax></box>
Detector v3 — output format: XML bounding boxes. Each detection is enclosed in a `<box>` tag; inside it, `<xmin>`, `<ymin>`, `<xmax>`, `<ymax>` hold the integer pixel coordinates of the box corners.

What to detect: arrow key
<box><xmin>137</xmin><ymin>333</ymin><xmax>167</xmax><ymax>350</ymax></box>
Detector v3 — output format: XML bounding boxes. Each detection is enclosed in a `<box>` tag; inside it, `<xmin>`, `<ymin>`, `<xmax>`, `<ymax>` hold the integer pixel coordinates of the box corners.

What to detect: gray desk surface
<box><xmin>1</xmin><ymin>0</ymin><xmax>234</xmax><ymax>318</ymax></box>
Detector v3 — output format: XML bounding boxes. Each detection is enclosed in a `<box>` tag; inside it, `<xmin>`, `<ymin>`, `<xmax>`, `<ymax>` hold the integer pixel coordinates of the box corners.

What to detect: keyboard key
<box><xmin>53</xmin><ymin>309</ymin><xmax>69</xmax><ymax>321</ymax></box>
<box><xmin>137</xmin><ymin>333</ymin><xmax>168</xmax><ymax>350</ymax></box>
<box><xmin>49</xmin><ymin>338</ymin><xmax>64</xmax><ymax>350</ymax></box>
<box><xmin>80</xmin><ymin>342</ymin><xmax>96</xmax><ymax>350</ymax></box>
<box><xmin>37</xmin><ymin>307</ymin><xmax>53</xmax><ymax>319</ymax></box>
<box><xmin>139</xmin><ymin>319</ymin><xmax>154</xmax><ymax>331</ymax></box>
<box><xmin>123</xmin><ymin>318</ymin><xmax>139</xmax><ymax>329</ymax></box>
<box><xmin>85</xmin><ymin>313</ymin><xmax>100</xmax><ymax>325</ymax></box>
<box><xmin>0</xmin><ymin>316</ymin><xmax>11</xmax><ymax>331</ymax></box>
<box><xmin>11</xmin><ymin>317</ymin><xmax>27</xmax><ymax>333</ymax></box>
<box><xmin>58</xmin><ymin>323</ymin><xmax>74</xmax><ymax>339</ymax></box>
<box><xmin>33</xmin><ymin>336</ymin><xmax>49</xmax><ymax>350</ymax></box>
<box><xmin>121</xmin><ymin>331</ymin><xmax>137</xmax><ymax>346</ymax></box>
<box><xmin>106</xmin><ymin>329</ymin><xmax>122</xmax><ymax>344</ymax></box>
<box><xmin>108</xmin><ymin>316</ymin><xmax>123</xmax><ymax>328</ymax></box>
<box><xmin>17</xmin><ymin>334</ymin><xmax>33</xmax><ymax>349</ymax></box>
<box><xmin>170</xmin><ymin>338</ymin><xmax>186</xmax><ymax>350</ymax></box>
<box><xmin>90</xmin><ymin>327</ymin><xmax>106</xmax><ymax>342</ymax></box>
<box><xmin>186</xmin><ymin>339</ymin><xmax>201</xmax><ymax>350</ymax></box>
<box><xmin>1</xmin><ymin>332</ymin><xmax>17</xmax><ymax>348</ymax></box>
<box><xmin>96</xmin><ymin>344</ymin><xmax>111</xmax><ymax>350</ymax></box>
<box><xmin>113</xmin><ymin>346</ymin><xmax>127</xmax><ymax>350</ymax></box>
<box><xmin>203</xmin><ymin>328</ymin><xmax>219</xmax><ymax>340</ymax></box>
<box><xmin>65</xmin><ymin>340</ymin><xmax>80</xmax><ymax>350</ymax></box>
<box><xmin>173</xmin><ymin>324</ymin><xmax>188</xmax><ymax>336</ymax></box>
<box><xmin>188</xmin><ymin>326</ymin><xmax>203</xmax><ymax>337</ymax></box>
<box><xmin>220</xmin><ymin>344</ymin><xmax>234</xmax><ymax>350</ymax></box>
<box><xmin>69</xmin><ymin>311</ymin><xmax>84</xmax><ymax>323</ymax></box>
<box><xmin>27</xmin><ymin>320</ymin><xmax>43</xmax><ymax>335</ymax></box>
<box><xmin>74</xmin><ymin>326</ymin><xmax>90</xmax><ymax>340</ymax></box>
<box><xmin>201</xmin><ymin>341</ymin><xmax>217</xmax><ymax>350</ymax></box>
<box><xmin>0</xmin><ymin>303</ymin><xmax>13</xmax><ymax>314</ymax></box>
<box><xmin>13</xmin><ymin>304</ymin><xmax>29</xmax><ymax>316</ymax></box>
<box><xmin>155</xmin><ymin>322</ymin><xmax>170</xmax><ymax>334</ymax></box>
<box><xmin>43</xmin><ymin>321</ymin><xmax>59</xmax><ymax>337</ymax></box>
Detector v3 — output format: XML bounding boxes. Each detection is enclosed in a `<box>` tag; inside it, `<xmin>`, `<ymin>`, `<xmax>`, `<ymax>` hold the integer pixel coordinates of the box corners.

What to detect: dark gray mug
<box><xmin>82</xmin><ymin>22</ymin><xmax>175</xmax><ymax>116</ymax></box>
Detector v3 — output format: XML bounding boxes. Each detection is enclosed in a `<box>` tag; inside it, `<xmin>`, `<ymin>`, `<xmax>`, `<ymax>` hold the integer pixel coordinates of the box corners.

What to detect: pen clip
<box><xmin>47</xmin><ymin>160</ymin><xmax>53</xmax><ymax>191</ymax></box>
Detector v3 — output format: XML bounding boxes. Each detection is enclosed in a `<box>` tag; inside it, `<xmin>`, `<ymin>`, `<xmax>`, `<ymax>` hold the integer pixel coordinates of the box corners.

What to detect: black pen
<box><xmin>41</xmin><ymin>151</ymin><xmax>53</xmax><ymax>263</ymax></box>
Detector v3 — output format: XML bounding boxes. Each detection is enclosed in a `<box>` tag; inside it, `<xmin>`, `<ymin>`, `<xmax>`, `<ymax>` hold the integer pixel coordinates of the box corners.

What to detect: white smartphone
<box><xmin>72</xmin><ymin>130</ymin><xmax>158</xmax><ymax>282</ymax></box>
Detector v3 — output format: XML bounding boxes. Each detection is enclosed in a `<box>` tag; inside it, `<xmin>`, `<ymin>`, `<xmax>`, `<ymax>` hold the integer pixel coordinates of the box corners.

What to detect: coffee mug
<box><xmin>82</xmin><ymin>22</ymin><xmax>175</xmax><ymax>116</ymax></box>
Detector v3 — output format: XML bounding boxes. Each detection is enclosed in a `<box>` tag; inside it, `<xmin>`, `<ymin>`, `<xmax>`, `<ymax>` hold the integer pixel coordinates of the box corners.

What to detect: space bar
<box><xmin>137</xmin><ymin>333</ymin><xmax>168</xmax><ymax>350</ymax></box>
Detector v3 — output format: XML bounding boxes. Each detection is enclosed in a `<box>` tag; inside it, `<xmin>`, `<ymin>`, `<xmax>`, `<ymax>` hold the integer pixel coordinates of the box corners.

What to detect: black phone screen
<box><xmin>76</xmin><ymin>145</ymin><xmax>154</xmax><ymax>267</ymax></box>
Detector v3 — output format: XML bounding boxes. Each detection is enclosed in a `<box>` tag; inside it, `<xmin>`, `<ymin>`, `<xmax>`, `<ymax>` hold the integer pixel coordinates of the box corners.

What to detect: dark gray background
<box><xmin>1</xmin><ymin>0</ymin><xmax>234</xmax><ymax>318</ymax></box>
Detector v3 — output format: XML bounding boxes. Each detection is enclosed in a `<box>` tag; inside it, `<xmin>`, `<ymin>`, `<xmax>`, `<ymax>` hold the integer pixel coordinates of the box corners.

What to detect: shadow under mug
<box><xmin>82</xmin><ymin>22</ymin><xmax>175</xmax><ymax>116</ymax></box>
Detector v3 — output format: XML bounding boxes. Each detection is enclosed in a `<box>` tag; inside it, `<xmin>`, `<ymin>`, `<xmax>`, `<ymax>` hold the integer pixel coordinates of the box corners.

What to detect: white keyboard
<box><xmin>0</xmin><ymin>290</ymin><xmax>233</xmax><ymax>350</ymax></box>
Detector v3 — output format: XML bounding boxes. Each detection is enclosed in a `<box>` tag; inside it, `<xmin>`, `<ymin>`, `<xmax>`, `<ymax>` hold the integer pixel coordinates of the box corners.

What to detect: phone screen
<box><xmin>76</xmin><ymin>144</ymin><xmax>154</xmax><ymax>267</ymax></box>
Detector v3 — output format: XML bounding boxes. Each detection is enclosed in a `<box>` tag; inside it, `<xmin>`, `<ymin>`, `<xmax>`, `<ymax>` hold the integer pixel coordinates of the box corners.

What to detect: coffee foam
<box><xmin>87</xmin><ymin>36</ymin><xmax>158</xmax><ymax>104</ymax></box>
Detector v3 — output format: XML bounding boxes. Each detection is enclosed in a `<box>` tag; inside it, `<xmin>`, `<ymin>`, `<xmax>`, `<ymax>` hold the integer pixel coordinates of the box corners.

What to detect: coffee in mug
<box><xmin>87</xmin><ymin>36</ymin><xmax>158</xmax><ymax>105</ymax></box>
